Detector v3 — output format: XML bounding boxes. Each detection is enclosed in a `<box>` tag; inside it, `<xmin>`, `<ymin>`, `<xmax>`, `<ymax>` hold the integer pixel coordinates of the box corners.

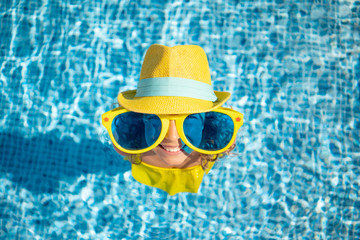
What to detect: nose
<box><xmin>165</xmin><ymin>120</ymin><xmax>180</xmax><ymax>141</ymax></box>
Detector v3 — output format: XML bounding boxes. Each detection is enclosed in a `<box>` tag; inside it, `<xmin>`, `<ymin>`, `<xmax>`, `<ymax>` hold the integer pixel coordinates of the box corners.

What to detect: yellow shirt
<box><xmin>132</xmin><ymin>161</ymin><xmax>215</xmax><ymax>195</ymax></box>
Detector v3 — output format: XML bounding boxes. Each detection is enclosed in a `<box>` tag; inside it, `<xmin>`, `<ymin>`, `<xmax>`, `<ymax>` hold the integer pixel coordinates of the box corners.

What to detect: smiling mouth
<box><xmin>159</xmin><ymin>144</ymin><xmax>182</xmax><ymax>153</ymax></box>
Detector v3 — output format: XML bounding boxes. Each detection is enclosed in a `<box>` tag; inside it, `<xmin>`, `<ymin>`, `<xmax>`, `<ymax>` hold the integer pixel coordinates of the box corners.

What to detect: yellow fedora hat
<box><xmin>117</xmin><ymin>44</ymin><xmax>231</xmax><ymax>114</ymax></box>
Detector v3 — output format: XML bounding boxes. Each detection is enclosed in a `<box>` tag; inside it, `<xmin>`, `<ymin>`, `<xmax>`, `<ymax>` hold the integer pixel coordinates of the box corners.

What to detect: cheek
<box><xmin>141</xmin><ymin>147</ymin><xmax>159</xmax><ymax>157</ymax></box>
<box><xmin>151</xmin><ymin>146</ymin><xmax>165</xmax><ymax>157</ymax></box>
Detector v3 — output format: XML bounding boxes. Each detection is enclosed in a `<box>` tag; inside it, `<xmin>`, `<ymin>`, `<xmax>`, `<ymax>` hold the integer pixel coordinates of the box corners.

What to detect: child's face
<box><xmin>141</xmin><ymin>120</ymin><xmax>201</xmax><ymax>168</ymax></box>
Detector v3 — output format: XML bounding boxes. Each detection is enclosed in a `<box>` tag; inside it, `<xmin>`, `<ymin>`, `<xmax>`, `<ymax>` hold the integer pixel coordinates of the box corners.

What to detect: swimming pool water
<box><xmin>1</xmin><ymin>0</ymin><xmax>359</xmax><ymax>239</ymax></box>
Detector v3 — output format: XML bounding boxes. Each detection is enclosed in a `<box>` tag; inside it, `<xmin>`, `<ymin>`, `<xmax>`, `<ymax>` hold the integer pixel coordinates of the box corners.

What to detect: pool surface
<box><xmin>1</xmin><ymin>0</ymin><xmax>359</xmax><ymax>239</ymax></box>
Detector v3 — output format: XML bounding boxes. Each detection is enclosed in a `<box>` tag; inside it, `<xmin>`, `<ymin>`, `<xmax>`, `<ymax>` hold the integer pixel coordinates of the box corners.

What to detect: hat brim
<box><xmin>117</xmin><ymin>90</ymin><xmax>231</xmax><ymax>114</ymax></box>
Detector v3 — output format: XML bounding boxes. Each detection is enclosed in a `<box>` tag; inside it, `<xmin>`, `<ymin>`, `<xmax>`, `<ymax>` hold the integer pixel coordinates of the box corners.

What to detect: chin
<box><xmin>162</xmin><ymin>157</ymin><xmax>188</xmax><ymax>168</ymax></box>
<box><xmin>158</xmin><ymin>153</ymin><xmax>189</xmax><ymax>167</ymax></box>
<box><xmin>154</xmin><ymin>147</ymin><xmax>189</xmax><ymax>168</ymax></box>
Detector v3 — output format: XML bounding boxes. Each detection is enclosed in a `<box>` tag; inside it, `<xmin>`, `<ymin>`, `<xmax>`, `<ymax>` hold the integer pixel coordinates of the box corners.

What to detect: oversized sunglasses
<box><xmin>102</xmin><ymin>107</ymin><xmax>243</xmax><ymax>155</ymax></box>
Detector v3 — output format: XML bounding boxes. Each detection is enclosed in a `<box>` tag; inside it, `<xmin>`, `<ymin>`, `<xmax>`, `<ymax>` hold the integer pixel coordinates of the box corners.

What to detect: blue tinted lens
<box><xmin>183</xmin><ymin>113</ymin><xmax>205</xmax><ymax>147</ymax></box>
<box><xmin>143</xmin><ymin>114</ymin><xmax>162</xmax><ymax>147</ymax></box>
<box><xmin>111</xmin><ymin>112</ymin><xmax>161</xmax><ymax>150</ymax></box>
<box><xmin>183</xmin><ymin>112</ymin><xmax>234</xmax><ymax>151</ymax></box>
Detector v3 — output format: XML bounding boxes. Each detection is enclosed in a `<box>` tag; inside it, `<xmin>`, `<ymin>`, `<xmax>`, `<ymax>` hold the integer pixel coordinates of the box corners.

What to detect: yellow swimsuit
<box><xmin>132</xmin><ymin>161</ymin><xmax>215</xmax><ymax>195</ymax></box>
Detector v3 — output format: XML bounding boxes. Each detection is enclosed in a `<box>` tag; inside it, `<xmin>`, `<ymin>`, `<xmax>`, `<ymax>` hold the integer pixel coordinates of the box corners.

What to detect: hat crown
<box><xmin>117</xmin><ymin>44</ymin><xmax>231</xmax><ymax>114</ymax></box>
<box><xmin>140</xmin><ymin>44</ymin><xmax>211</xmax><ymax>85</ymax></box>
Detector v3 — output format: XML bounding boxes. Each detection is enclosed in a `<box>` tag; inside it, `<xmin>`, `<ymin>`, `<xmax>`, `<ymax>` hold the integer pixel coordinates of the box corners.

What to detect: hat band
<box><xmin>134</xmin><ymin>77</ymin><xmax>217</xmax><ymax>101</ymax></box>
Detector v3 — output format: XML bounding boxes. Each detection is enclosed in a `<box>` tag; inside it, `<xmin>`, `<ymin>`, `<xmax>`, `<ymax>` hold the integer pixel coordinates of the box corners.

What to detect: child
<box><xmin>102</xmin><ymin>44</ymin><xmax>243</xmax><ymax>195</ymax></box>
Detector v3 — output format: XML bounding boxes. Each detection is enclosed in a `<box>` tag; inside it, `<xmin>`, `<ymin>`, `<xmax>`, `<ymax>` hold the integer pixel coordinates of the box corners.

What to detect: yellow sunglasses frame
<box><xmin>102</xmin><ymin>107</ymin><xmax>243</xmax><ymax>155</ymax></box>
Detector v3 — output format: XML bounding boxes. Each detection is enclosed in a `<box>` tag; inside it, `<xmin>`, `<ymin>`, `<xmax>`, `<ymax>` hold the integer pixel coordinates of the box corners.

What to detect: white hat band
<box><xmin>135</xmin><ymin>77</ymin><xmax>218</xmax><ymax>101</ymax></box>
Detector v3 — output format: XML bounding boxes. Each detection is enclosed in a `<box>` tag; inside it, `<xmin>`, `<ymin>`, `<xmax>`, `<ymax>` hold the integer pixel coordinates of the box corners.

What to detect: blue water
<box><xmin>1</xmin><ymin>0</ymin><xmax>359</xmax><ymax>239</ymax></box>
